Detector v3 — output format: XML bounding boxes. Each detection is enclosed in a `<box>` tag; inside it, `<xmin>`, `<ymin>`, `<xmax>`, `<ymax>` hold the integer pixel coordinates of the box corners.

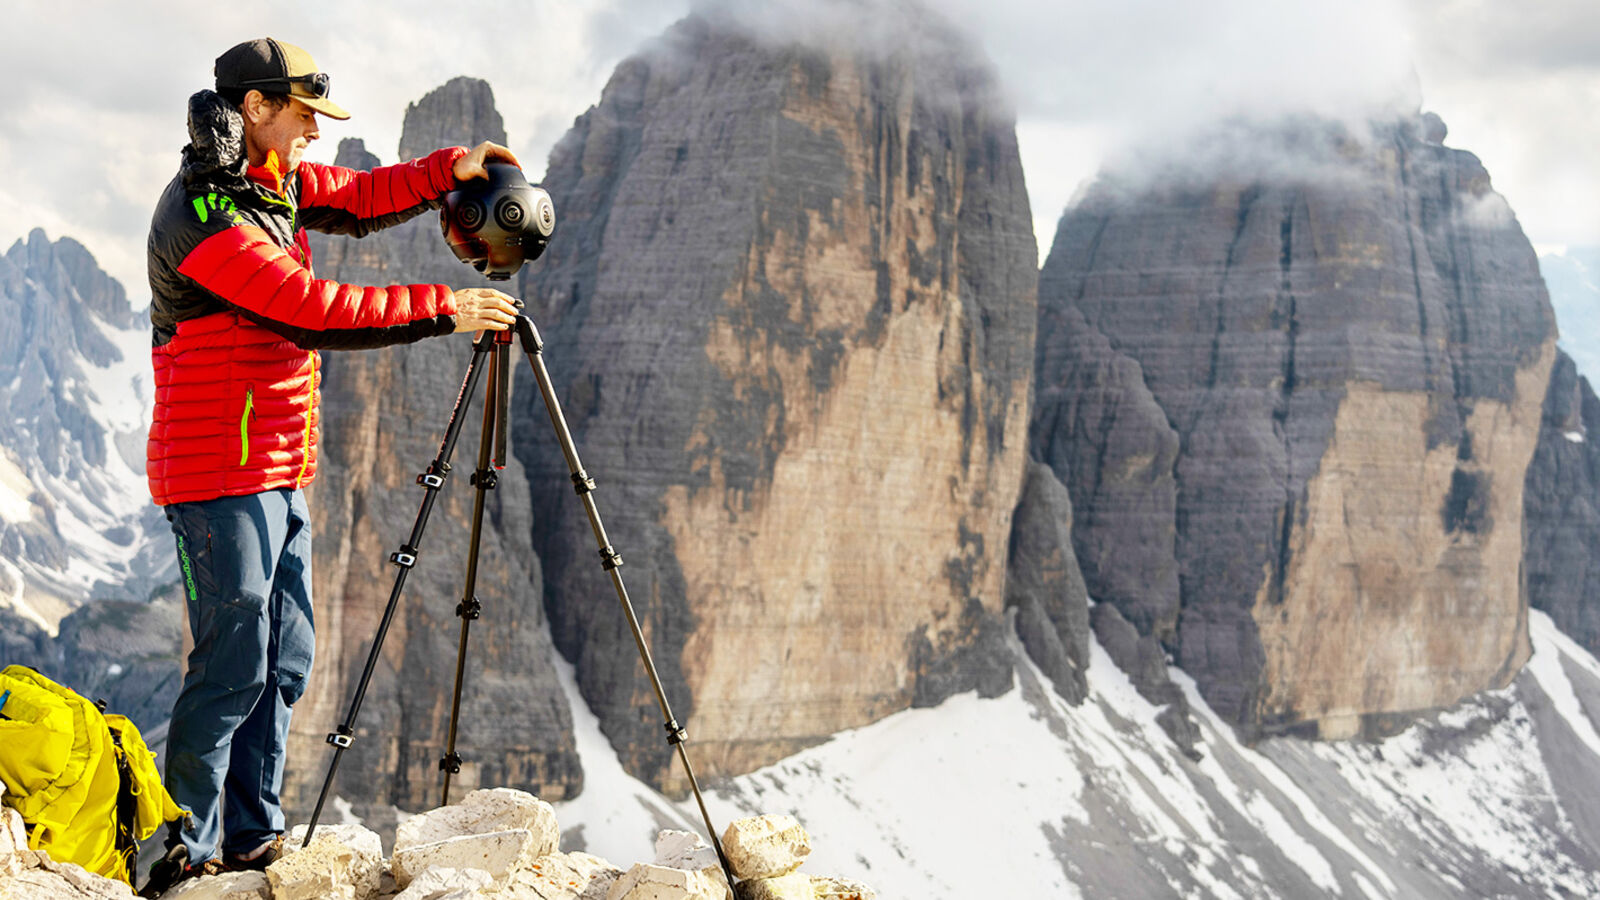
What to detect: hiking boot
<box><xmin>138</xmin><ymin>844</ymin><xmax>225</xmax><ymax>898</ymax></box>
<box><xmin>223</xmin><ymin>834</ymin><xmax>285</xmax><ymax>872</ymax></box>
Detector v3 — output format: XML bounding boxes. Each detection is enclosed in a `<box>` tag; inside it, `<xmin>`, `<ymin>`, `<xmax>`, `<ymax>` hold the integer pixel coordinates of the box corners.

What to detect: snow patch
<box><xmin>1565</xmin><ymin>430</ymin><xmax>1586</xmax><ymax>444</ymax></box>
<box><xmin>1304</xmin><ymin>667</ymin><xmax>1600</xmax><ymax>897</ymax></box>
<box><xmin>83</xmin><ymin>311</ymin><xmax>153</xmax><ymax>436</ymax></box>
<box><xmin>0</xmin><ymin>450</ymin><xmax>34</xmax><ymax>523</ymax></box>
<box><xmin>551</xmin><ymin>652</ymin><xmax>706</xmax><ymax>861</ymax></box>
<box><xmin>1242</xmin><ymin>791</ymin><xmax>1338</xmax><ymax>892</ymax></box>
<box><xmin>1176</xmin><ymin>669</ymin><xmax>1394</xmax><ymax>895</ymax></box>
<box><xmin>1527</xmin><ymin>610</ymin><xmax>1600</xmax><ymax>762</ymax></box>
<box><xmin>333</xmin><ymin>796</ymin><xmax>364</xmax><ymax>826</ymax></box>
<box><xmin>0</xmin><ymin>556</ymin><xmax>55</xmax><ymax>636</ymax></box>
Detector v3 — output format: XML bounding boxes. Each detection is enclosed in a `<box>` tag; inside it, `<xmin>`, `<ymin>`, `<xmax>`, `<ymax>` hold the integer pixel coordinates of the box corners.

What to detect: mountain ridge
<box><xmin>1</xmin><ymin>7</ymin><xmax>1599</xmax><ymax>897</ymax></box>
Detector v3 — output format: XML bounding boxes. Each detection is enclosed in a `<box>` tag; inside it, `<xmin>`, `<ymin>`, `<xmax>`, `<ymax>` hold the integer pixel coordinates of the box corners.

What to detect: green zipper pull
<box><xmin>239</xmin><ymin>387</ymin><xmax>255</xmax><ymax>465</ymax></box>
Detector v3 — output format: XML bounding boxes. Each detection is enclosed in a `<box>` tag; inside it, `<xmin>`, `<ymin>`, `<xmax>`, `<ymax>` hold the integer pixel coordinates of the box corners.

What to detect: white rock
<box><xmin>393</xmin><ymin>865</ymin><xmax>495</xmax><ymax>900</ymax></box>
<box><xmin>3</xmin><ymin>869</ymin><xmax>128</xmax><ymax>900</ymax></box>
<box><xmin>391</xmin><ymin>829</ymin><xmax>534</xmax><ymax>888</ymax></box>
<box><xmin>160</xmin><ymin>870</ymin><xmax>272</xmax><ymax>900</ymax></box>
<box><xmin>809</xmin><ymin>876</ymin><xmax>877</xmax><ymax>900</ymax></box>
<box><xmin>284</xmin><ymin>823</ymin><xmax>385</xmax><ymax>862</ymax></box>
<box><xmin>651</xmin><ymin>830</ymin><xmax>730</xmax><ymax>900</ymax></box>
<box><xmin>652</xmin><ymin>831</ymin><xmax>717</xmax><ymax>871</ymax></box>
<box><xmin>731</xmin><ymin>873</ymin><xmax>811</xmax><ymax>900</ymax></box>
<box><xmin>605</xmin><ymin>862</ymin><xmax>724</xmax><ymax>900</ymax></box>
<box><xmin>1</xmin><ymin>806</ymin><xmax>25</xmax><ymax>849</ymax></box>
<box><xmin>395</xmin><ymin>788</ymin><xmax>558</xmax><ymax>860</ymax></box>
<box><xmin>269</xmin><ymin>823</ymin><xmax>385</xmax><ymax>900</ymax></box>
<box><xmin>22</xmin><ymin>851</ymin><xmax>136</xmax><ymax>898</ymax></box>
<box><xmin>503</xmin><ymin>851</ymin><xmax>624</xmax><ymax>900</ymax></box>
<box><xmin>719</xmin><ymin>816</ymin><xmax>811</xmax><ymax>880</ymax></box>
<box><xmin>1</xmin><ymin>805</ymin><xmax>29</xmax><ymax>878</ymax></box>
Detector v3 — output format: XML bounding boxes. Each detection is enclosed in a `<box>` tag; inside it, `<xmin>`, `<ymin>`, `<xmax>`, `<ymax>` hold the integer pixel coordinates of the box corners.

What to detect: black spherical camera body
<box><xmin>440</xmin><ymin>162</ymin><xmax>555</xmax><ymax>280</ymax></box>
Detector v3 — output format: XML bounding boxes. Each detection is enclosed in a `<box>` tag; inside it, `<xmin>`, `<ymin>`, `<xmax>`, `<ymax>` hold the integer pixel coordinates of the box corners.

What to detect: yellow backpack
<box><xmin>0</xmin><ymin>664</ymin><xmax>186</xmax><ymax>884</ymax></box>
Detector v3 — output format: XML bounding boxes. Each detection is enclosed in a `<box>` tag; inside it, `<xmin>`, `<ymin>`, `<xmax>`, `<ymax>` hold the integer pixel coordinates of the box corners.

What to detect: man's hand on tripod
<box><xmin>452</xmin><ymin>288</ymin><xmax>519</xmax><ymax>333</ymax></box>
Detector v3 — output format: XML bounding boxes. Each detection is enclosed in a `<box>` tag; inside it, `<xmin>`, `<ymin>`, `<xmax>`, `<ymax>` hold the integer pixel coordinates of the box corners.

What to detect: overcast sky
<box><xmin>1</xmin><ymin>0</ymin><xmax>1595</xmax><ymax>300</ymax></box>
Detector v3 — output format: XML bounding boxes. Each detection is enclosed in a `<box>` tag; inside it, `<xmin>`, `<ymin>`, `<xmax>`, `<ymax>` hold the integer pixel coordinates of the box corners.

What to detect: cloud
<box><xmin>0</xmin><ymin>0</ymin><xmax>1594</xmax><ymax>297</ymax></box>
<box><xmin>679</xmin><ymin>0</ymin><xmax>1427</xmax><ymax>256</ymax></box>
<box><xmin>936</xmin><ymin>0</ymin><xmax>1421</xmax><ymax>254</ymax></box>
<box><xmin>1409</xmin><ymin>0</ymin><xmax>1600</xmax><ymax>74</ymax></box>
<box><xmin>0</xmin><ymin>0</ymin><xmax>691</xmax><ymax>299</ymax></box>
<box><xmin>944</xmin><ymin>0</ymin><xmax>1595</xmax><ymax>256</ymax></box>
<box><xmin>1400</xmin><ymin>0</ymin><xmax>1600</xmax><ymax>250</ymax></box>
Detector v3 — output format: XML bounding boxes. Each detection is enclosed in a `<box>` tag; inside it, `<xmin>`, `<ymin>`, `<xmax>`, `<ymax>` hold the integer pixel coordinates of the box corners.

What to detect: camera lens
<box><xmin>495</xmin><ymin>197</ymin><xmax>526</xmax><ymax>231</ymax></box>
<box><xmin>533</xmin><ymin>195</ymin><xmax>555</xmax><ymax>236</ymax></box>
<box><xmin>457</xmin><ymin>200</ymin><xmax>486</xmax><ymax>232</ymax></box>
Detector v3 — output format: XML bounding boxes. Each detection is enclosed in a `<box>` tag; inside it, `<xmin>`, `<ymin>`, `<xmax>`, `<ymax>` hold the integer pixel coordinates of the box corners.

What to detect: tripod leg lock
<box><xmin>470</xmin><ymin>469</ymin><xmax>499</xmax><ymax>490</ymax></box>
<box><xmin>665</xmin><ymin>720</ymin><xmax>688</xmax><ymax>745</ymax></box>
<box><xmin>571</xmin><ymin>470</ymin><xmax>596</xmax><ymax>495</ymax></box>
<box><xmin>456</xmin><ymin>597</ymin><xmax>483</xmax><ymax>621</ymax></box>
<box><xmin>327</xmin><ymin>727</ymin><xmax>354</xmax><ymax>749</ymax></box>
<box><xmin>418</xmin><ymin>472</ymin><xmax>447</xmax><ymax>489</ymax></box>
<box><xmin>439</xmin><ymin>752</ymin><xmax>463</xmax><ymax>774</ymax></box>
<box><xmin>391</xmin><ymin>547</ymin><xmax>419</xmax><ymax>569</ymax></box>
<box><xmin>599</xmin><ymin>546</ymin><xmax>624</xmax><ymax>570</ymax></box>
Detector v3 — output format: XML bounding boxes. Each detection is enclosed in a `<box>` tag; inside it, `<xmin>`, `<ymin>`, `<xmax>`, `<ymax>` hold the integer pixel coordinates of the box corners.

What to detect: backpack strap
<box><xmin>108</xmin><ymin>729</ymin><xmax>138</xmax><ymax>882</ymax></box>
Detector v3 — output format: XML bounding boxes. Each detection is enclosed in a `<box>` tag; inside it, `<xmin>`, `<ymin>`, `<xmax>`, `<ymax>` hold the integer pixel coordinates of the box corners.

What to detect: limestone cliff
<box><xmin>1524</xmin><ymin>351</ymin><xmax>1600</xmax><ymax>654</ymax></box>
<box><xmin>1005</xmin><ymin>461</ymin><xmax>1091</xmax><ymax>705</ymax></box>
<box><xmin>1037</xmin><ymin>114</ymin><xmax>1557</xmax><ymax>739</ymax></box>
<box><xmin>1025</xmin><ymin>293</ymin><xmax>1198</xmax><ymax>751</ymax></box>
<box><xmin>514</xmin><ymin>12</ymin><xmax>1036</xmax><ymax>789</ymax></box>
<box><xmin>289</xmin><ymin>79</ymin><xmax>579</xmax><ymax>816</ymax></box>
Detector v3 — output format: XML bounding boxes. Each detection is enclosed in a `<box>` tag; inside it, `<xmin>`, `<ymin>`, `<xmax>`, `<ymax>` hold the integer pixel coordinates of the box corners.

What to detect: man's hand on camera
<box><xmin>452</xmin><ymin>288</ymin><xmax>519</xmax><ymax>333</ymax></box>
<box><xmin>453</xmin><ymin>141</ymin><xmax>522</xmax><ymax>182</ymax></box>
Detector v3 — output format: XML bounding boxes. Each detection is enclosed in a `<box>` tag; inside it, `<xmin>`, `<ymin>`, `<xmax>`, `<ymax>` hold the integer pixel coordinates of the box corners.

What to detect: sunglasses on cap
<box><xmin>235</xmin><ymin>71</ymin><xmax>331</xmax><ymax>99</ymax></box>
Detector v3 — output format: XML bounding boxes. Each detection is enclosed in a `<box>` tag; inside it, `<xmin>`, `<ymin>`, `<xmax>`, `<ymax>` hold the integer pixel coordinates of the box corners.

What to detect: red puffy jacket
<box><xmin>147</xmin><ymin>90</ymin><xmax>469</xmax><ymax>505</ymax></box>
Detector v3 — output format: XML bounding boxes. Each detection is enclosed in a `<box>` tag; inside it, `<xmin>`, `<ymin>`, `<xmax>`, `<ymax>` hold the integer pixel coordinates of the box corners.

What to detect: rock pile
<box><xmin>0</xmin><ymin>790</ymin><xmax>874</xmax><ymax>900</ymax></box>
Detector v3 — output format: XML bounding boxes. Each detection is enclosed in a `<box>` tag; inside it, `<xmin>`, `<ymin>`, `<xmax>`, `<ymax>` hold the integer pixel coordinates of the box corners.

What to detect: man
<box><xmin>141</xmin><ymin>37</ymin><xmax>520</xmax><ymax>895</ymax></box>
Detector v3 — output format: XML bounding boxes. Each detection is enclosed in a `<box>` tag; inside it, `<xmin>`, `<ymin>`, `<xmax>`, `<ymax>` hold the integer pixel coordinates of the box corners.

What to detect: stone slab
<box><xmin>392</xmin><ymin>829</ymin><xmax>533</xmax><ymax>888</ymax></box>
<box><xmin>720</xmin><ymin>817</ymin><xmax>810</xmax><ymax>880</ymax></box>
<box><xmin>605</xmin><ymin>862</ymin><xmax>723</xmax><ymax>900</ymax></box>
<box><xmin>504</xmin><ymin>851</ymin><xmax>624</xmax><ymax>899</ymax></box>
<box><xmin>393</xmin><ymin>865</ymin><xmax>495</xmax><ymax>900</ymax></box>
<box><xmin>395</xmin><ymin>788</ymin><xmax>558</xmax><ymax>860</ymax></box>
<box><xmin>731</xmin><ymin>873</ymin><xmax>810</xmax><ymax>900</ymax></box>
<box><xmin>270</xmin><ymin>823</ymin><xmax>385</xmax><ymax>900</ymax></box>
<box><xmin>161</xmin><ymin>870</ymin><xmax>272</xmax><ymax>900</ymax></box>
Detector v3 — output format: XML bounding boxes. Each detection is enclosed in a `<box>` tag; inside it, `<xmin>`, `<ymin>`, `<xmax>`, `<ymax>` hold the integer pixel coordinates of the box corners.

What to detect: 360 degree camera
<box><xmin>440</xmin><ymin>162</ymin><xmax>556</xmax><ymax>280</ymax></box>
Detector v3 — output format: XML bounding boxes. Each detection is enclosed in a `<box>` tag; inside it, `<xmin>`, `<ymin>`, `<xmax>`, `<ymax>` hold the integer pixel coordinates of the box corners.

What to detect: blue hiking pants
<box><xmin>163</xmin><ymin>487</ymin><xmax>315</xmax><ymax>862</ymax></box>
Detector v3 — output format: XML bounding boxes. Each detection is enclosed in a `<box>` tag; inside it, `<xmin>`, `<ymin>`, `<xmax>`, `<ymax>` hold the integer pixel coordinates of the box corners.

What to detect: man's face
<box><xmin>249</xmin><ymin>95</ymin><xmax>320</xmax><ymax>172</ymax></box>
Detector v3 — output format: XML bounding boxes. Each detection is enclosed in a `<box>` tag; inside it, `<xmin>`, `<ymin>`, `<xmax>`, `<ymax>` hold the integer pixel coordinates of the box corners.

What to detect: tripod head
<box><xmin>440</xmin><ymin>162</ymin><xmax>556</xmax><ymax>280</ymax></box>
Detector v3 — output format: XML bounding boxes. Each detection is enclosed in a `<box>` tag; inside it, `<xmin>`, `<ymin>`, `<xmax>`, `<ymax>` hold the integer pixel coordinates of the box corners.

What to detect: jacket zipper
<box><xmin>239</xmin><ymin>387</ymin><xmax>255</xmax><ymax>465</ymax></box>
<box><xmin>294</xmin><ymin>354</ymin><xmax>316</xmax><ymax>488</ymax></box>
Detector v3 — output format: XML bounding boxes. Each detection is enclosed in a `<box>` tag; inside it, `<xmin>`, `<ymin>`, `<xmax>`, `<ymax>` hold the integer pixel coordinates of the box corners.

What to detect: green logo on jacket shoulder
<box><xmin>191</xmin><ymin>193</ymin><xmax>244</xmax><ymax>226</ymax></box>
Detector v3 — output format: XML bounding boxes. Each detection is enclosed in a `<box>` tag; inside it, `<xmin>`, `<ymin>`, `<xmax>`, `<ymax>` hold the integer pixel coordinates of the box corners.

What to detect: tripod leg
<box><xmin>439</xmin><ymin>338</ymin><xmax>509</xmax><ymax>804</ymax></box>
<box><xmin>302</xmin><ymin>333</ymin><xmax>497</xmax><ymax>847</ymax></box>
<box><xmin>511</xmin><ymin>316</ymin><xmax>737</xmax><ymax>888</ymax></box>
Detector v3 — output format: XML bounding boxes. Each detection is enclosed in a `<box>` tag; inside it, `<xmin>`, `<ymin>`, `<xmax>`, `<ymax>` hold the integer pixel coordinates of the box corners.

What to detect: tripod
<box><xmin>302</xmin><ymin>317</ymin><xmax>734</xmax><ymax>886</ymax></box>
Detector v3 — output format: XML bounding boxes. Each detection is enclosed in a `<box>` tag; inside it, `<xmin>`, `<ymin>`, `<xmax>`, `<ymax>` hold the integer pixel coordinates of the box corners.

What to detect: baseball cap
<box><xmin>215</xmin><ymin>37</ymin><xmax>351</xmax><ymax>120</ymax></box>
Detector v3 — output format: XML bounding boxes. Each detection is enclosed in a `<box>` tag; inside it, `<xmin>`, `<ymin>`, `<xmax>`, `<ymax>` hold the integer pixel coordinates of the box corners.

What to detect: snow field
<box><xmin>551</xmin><ymin>608</ymin><xmax>1600</xmax><ymax>899</ymax></box>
